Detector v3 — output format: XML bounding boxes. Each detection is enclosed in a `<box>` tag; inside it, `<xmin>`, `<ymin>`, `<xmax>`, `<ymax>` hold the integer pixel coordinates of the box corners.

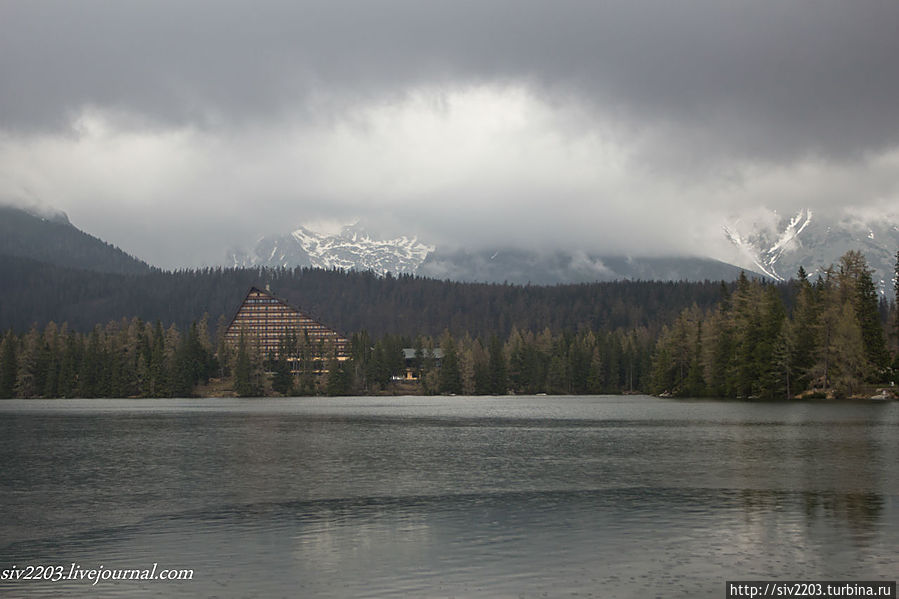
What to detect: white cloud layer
<box><xmin>1</xmin><ymin>1</ymin><xmax>898</xmax><ymax>268</ymax></box>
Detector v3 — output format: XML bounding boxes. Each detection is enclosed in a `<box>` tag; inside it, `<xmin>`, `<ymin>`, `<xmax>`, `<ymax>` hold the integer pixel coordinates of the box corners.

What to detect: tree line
<box><xmin>1</xmin><ymin>254</ymin><xmax>729</xmax><ymax>339</ymax></box>
<box><xmin>2</xmin><ymin>250</ymin><xmax>897</xmax><ymax>399</ymax></box>
<box><xmin>0</xmin><ymin>318</ymin><xmax>217</xmax><ymax>399</ymax></box>
<box><xmin>0</xmin><ymin>317</ymin><xmax>655</xmax><ymax>398</ymax></box>
<box><xmin>650</xmin><ymin>251</ymin><xmax>895</xmax><ymax>398</ymax></box>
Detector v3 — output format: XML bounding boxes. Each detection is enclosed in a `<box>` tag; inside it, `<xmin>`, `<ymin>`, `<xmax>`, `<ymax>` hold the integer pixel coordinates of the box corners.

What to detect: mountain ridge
<box><xmin>0</xmin><ymin>204</ymin><xmax>153</xmax><ymax>275</ymax></box>
<box><xmin>230</xmin><ymin>223</ymin><xmax>759</xmax><ymax>284</ymax></box>
<box><xmin>724</xmin><ymin>208</ymin><xmax>898</xmax><ymax>289</ymax></box>
<box><xmin>230</xmin><ymin>223</ymin><xmax>433</xmax><ymax>275</ymax></box>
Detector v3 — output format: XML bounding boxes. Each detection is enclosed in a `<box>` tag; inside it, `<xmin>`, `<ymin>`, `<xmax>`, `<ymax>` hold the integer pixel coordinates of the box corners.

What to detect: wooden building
<box><xmin>225</xmin><ymin>287</ymin><xmax>349</xmax><ymax>362</ymax></box>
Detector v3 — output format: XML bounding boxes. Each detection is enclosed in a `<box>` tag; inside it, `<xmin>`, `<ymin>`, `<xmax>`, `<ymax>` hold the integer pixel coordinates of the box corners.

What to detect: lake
<box><xmin>1</xmin><ymin>395</ymin><xmax>896</xmax><ymax>597</ymax></box>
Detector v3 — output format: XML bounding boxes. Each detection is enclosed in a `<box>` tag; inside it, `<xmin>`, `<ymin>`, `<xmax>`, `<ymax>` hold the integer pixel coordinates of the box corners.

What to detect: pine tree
<box><xmin>705</xmin><ymin>309</ymin><xmax>734</xmax><ymax>397</ymax></box>
<box><xmin>471</xmin><ymin>340</ymin><xmax>490</xmax><ymax>395</ymax></box>
<box><xmin>234</xmin><ymin>332</ymin><xmax>255</xmax><ymax>397</ymax></box>
<box><xmin>148</xmin><ymin>322</ymin><xmax>169</xmax><ymax>397</ymax></box>
<box><xmin>683</xmin><ymin>320</ymin><xmax>706</xmax><ymax>397</ymax></box>
<box><xmin>271</xmin><ymin>333</ymin><xmax>295</xmax><ymax>396</ymax></box>
<box><xmin>325</xmin><ymin>357</ymin><xmax>352</xmax><ymax>396</ymax></box>
<box><xmin>57</xmin><ymin>332</ymin><xmax>81</xmax><ymax>398</ymax></box>
<box><xmin>488</xmin><ymin>334</ymin><xmax>507</xmax><ymax>394</ymax></box>
<box><xmin>756</xmin><ymin>285</ymin><xmax>786</xmax><ymax>399</ymax></box>
<box><xmin>546</xmin><ymin>354</ymin><xmax>569</xmax><ymax>394</ymax></box>
<box><xmin>832</xmin><ymin>251</ymin><xmax>888</xmax><ymax>380</ymax></box>
<box><xmin>854</xmin><ymin>263</ymin><xmax>889</xmax><ymax>377</ymax></box>
<box><xmin>14</xmin><ymin>327</ymin><xmax>41</xmax><ymax>398</ymax></box>
<box><xmin>730</xmin><ymin>274</ymin><xmax>763</xmax><ymax>397</ymax></box>
<box><xmin>437</xmin><ymin>333</ymin><xmax>462</xmax><ymax>395</ymax></box>
<box><xmin>350</xmin><ymin>330</ymin><xmax>372</xmax><ymax>393</ymax></box>
<box><xmin>772</xmin><ymin>319</ymin><xmax>798</xmax><ymax>399</ymax></box>
<box><xmin>78</xmin><ymin>327</ymin><xmax>104</xmax><ymax>398</ymax></box>
<box><xmin>791</xmin><ymin>268</ymin><xmax>819</xmax><ymax>391</ymax></box>
<box><xmin>0</xmin><ymin>332</ymin><xmax>17</xmax><ymax>399</ymax></box>
<box><xmin>568</xmin><ymin>334</ymin><xmax>592</xmax><ymax>394</ymax></box>
<box><xmin>831</xmin><ymin>303</ymin><xmax>868</xmax><ymax>397</ymax></box>
<box><xmin>214</xmin><ymin>314</ymin><xmax>231</xmax><ymax>379</ymax></box>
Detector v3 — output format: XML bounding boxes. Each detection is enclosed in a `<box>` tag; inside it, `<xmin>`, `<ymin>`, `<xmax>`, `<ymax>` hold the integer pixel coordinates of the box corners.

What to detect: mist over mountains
<box><xmin>4</xmin><ymin>201</ymin><xmax>897</xmax><ymax>290</ymax></box>
<box><xmin>228</xmin><ymin>222</ymin><xmax>754</xmax><ymax>284</ymax></box>
<box><xmin>724</xmin><ymin>208</ymin><xmax>899</xmax><ymax>289</ymax></box>
<box><xmin>0</xmin><ymin>204</ymin><xmax>151</xmax><ymax>275</ymax></box>
<box><xmin>227</xmin><ymin>210</ymin><xmax>899</xmax><ymax>287</ymax></box>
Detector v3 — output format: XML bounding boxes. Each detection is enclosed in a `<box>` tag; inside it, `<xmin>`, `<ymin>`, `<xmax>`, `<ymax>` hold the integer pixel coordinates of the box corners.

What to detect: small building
<box><xmin>401</xmin><ymin>347</ymin><xmax>444</xmax><ymax>380</ymax></box>
<box><xmin>225</xmin><ymin>287</ymin><xmax>349</xmax><ymax>362</ymax></box>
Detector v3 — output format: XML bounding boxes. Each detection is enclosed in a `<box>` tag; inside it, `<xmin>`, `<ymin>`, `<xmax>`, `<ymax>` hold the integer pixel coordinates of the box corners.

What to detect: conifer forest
<box><xmin>1</xmin><ymin>250</ymin><xmax>897</xmax><ymax>400</ymax></box>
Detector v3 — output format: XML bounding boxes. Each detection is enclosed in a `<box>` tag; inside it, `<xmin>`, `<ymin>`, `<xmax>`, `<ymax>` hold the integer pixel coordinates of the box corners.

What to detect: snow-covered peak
<box><xmin>233</xmin><ymin>223</ymin><xmax>434</xmax><ymax>276</ymax></box>
<box><xmin>724</xmin><ymin>207</ymin><xmax>899</xmax><ymax>290</ymax></box>
<box><xmin>723</xmin><ymin>208</ymin><xmax>814</xmax><ymax>281</ymax></box>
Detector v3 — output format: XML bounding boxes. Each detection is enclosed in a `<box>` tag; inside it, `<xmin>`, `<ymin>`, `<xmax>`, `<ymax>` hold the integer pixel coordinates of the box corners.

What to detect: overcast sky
<box><xmin>1</xmin><ymin>0</ymin><xmax>898</xmax><ymax>268</ymax></box>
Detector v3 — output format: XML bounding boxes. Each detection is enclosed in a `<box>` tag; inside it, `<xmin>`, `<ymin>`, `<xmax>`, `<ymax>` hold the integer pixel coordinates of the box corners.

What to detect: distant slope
<box><xmin>230</xmin><ymin>223</ymin><xmax>757</xmax><ymax>283</ymax></box>
<box><xmin>0</xmin><ymin>255</ymin><xmax>734</xmax><ymax>337</ymax></box>
<box><xmin>230</xmin><ymin>223</ymin><xmax>434</xmax><ymax>276</ymax></box>
<box><xmin>0</xmin><ymin>204</ymin><xmax>152</xmax><ymax>274</ymax></box>
<box><xmin>724</xmin><ymin>208</ymin><xmax>899</xmax><ymax>288</ymax></box>
<box><xmin>418</xmin><ymin>249</ymin><xmax>757</xmax><ymax>284</ymax></box>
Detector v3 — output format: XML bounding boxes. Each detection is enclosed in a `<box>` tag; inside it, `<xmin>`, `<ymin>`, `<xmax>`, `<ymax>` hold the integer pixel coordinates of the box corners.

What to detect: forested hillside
<box><xmin>0</xmin><ymin>256</ymin><xmax>730</xmax><ymax>338</ymax></box>
<box><xmin>1</xmin><ymin>251</ymin><xmax>895</xmax><ymax>399</ymax></box>
<box><xmin>0</xmin><ymin>205</ymin><xmax>152</xmax><ymax>275</ymax></box>
<box><xmin>651</xmin><ymin>251</ymin><xmax>896</xmax><ymax>398</ymax></box>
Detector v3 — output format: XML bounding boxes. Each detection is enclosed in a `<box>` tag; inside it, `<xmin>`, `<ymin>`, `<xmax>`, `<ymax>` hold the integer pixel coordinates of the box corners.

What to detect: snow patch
<box><xmin>723</xmin><ymin>208</ymin><xmax>813</xmax><ymax>281</ymax></box>
<box><xmin>239</xmin><ymin>223</ymin><xmax>434</xmax><ymax>276</ymax></box>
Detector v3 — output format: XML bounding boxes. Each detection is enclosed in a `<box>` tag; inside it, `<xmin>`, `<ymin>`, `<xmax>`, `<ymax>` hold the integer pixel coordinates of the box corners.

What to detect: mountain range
<box><xmin>4</xmin><ymin>202</ymin><xmax>896</xmax><ymax>288</ymax></box>
<box><xmin>3</xmin><ymin>202</ymin><xmax>896</xmax><ymax>336</ymax></box>
<box><xmin>229</xmin><ymin>223</ymin><xmax>753</xmax><ymax>284</ymax></box>
<box><xmin>724</xmin><ymin>208</ymin><xmax>898</xmax><ymax>289</ymax></box>
<box><xmin>230</xmin><ymin>209</ymin><xmax>898</xmax><ymax>287</ymax></box>
<box><xmin>228</xmin><ymin>224</ymin><xmax>433</xmax><ymax>276</ymax></box>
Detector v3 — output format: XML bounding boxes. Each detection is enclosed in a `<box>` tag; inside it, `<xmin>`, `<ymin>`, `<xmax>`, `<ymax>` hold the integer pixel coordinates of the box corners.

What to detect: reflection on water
<box><xmin>0</xmin><ymin>396</ymin><xmax>896</xmax><ymax>597</ymax></box>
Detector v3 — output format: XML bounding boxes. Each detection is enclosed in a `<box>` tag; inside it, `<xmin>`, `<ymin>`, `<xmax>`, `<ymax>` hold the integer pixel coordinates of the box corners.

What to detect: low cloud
<box><xmin>1</xmin><ymin>1</ymin><xmax>898</xmax><ymax>268</ymax></box>
<box><xmin>2</xmin><ymin>85</ymin><xmax>898</xmax><ymax>268</ymax></box>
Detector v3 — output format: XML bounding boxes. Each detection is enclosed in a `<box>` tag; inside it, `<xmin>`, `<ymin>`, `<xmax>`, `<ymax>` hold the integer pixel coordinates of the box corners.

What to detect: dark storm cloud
<box><xmin>2</xmin><ymin>1</ymin><xmax>898</xmax><ymax>269</ymax></box>
<box><xmin>3</xmin><ymin>0</ymin><xmax>898</xmax><ymax>160</ymax></box>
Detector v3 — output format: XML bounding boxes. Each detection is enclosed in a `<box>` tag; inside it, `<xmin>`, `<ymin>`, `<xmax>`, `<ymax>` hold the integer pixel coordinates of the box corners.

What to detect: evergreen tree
<box><xmin>488</xmin><ymin>334</ymin><xmax>507</xmax><ymax>394</ymax></box>
<box><xmin>546</xmin><ymin>354</ymin><xmax>569</xmax><ymax>394</ymax></box>
<box><xmin>471</xmin><ymin>340</ymin><xmax>491</xmax><ymax>395</ymax></box>
<box><xmin>852</xmin><ymin>261</ymin><xmax>889</xmax><ymax>377</ymax></box>
<box><xmin>78</xmin><ymin>327</ymin><xmax>105</xmax><ymax>397</ymax></box>
<box><xmin>234</xmin><ymin>333</ymin><xmax>258</xmax><ymax>397</ymax></box>
<box><xmin>14</xmin><ymin>327</ymin><xmax>41</xmax><ymax>398</ymax></box>
<box><xmin>831</xmin><ymin>303</ymin><xmax>869</xmax><ymax>397</ymax></box>
<box><xmin>704</xmin><ymin>309</ymin><xmax>733</xmax><ymax>398</ymax></box>
<box><xmin>325</xmin><ymin>357</ymin><xmax>353</xmax><ymax>396</ymax></box>
<box><xmin>772</xmin><ymin>319</ymin><xmax>798</xmax><ymax>399</ymax></box>
<box><xmin>568</xmin><ymin>334</ymin><xmax>592</xmax><ymax>394</ymax></box>
<box><xmin>148</xmin><ymin>322</ymin><xmax>169</xmax><ymax>397</ymax></box>
<box><xmin>730</xmin><ymin>273</ymin><xmax>763</xmax><ymax>397</ymax></box>
<box><xmin>437</xmin><ymin>333</ymin><xmax>462</xmax><ymax>394</ymax></box>
<box><xmin>350</xmin><ymin>330</ymin><xmax>372</xmax><ymax>393</ymax></box>
<box><xmin>791</xmin><ymin>269</ymin><xmax>819</xmax><ymax>391</ymax></box>
<box><xmin>0</xmin><ymin>332</ymin><xmax>17</xmax><ymax>399</ymax></box>
<box><xmin>57</xmin><ymin>332</ymin><xmax>81</xmax><ymax>398</ymax></box>
<box><xmin>271</xmin><ymin>333</ymin><xmax>295</xmax><ymax>396</ymax></box>
<box><xmin>755</xmin><ymin>285</ymin><xmax>786</xmax><ymax>399</ymax></box>
<box><xmin>214</xmin><ymin>314</ymin><xmax>231</xmax><ymax>379</ymax></box>
<box><xmin>683</xmin><ymin>320</ymin><xmax>706</xmax><ymax>397</ymax></box>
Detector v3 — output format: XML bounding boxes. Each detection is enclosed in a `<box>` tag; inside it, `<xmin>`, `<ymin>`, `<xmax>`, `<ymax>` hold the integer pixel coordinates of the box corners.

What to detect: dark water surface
<box><xmin>1</xmin><ymin>396</ymin><xmax>896</xmax><ymax>597</ymax></box>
